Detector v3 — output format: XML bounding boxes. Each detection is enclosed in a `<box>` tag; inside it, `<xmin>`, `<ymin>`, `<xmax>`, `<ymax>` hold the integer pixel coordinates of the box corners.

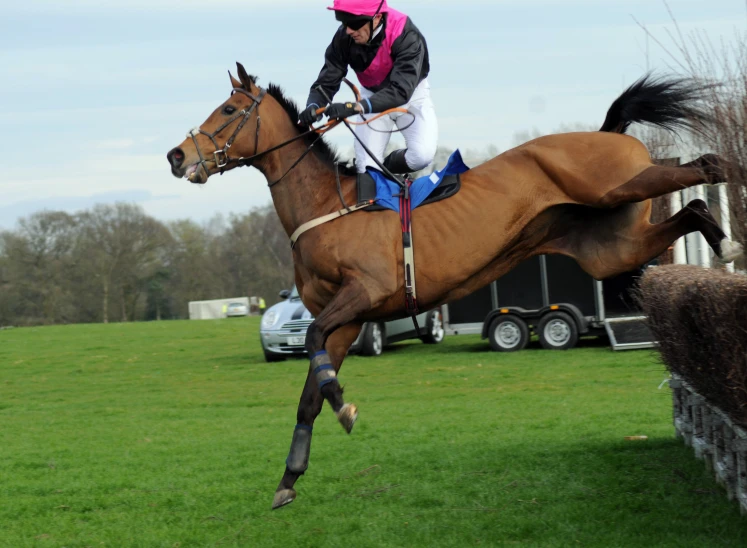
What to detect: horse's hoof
<box><xmin>272</xmin><ymin>488</ymin><xmax>296</xmax><ymax>510</ymax></box>
<box><xmin>336</xmin><ymin>403</ymin><xmax>358</xmax><ymax>434</ymax></box>
<box><xmin>721</xmin><ymin>240</ymin><xmax>743</xmax><ymax>263</ymax></box>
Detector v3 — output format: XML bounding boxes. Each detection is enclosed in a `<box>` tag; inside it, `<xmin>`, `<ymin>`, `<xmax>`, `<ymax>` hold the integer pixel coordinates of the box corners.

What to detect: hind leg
<box><xmin>682</xmin><ymin>153</ymin><xmax>747</xmax><ymax>183</ymax></box>
<box><xmin>597</xmin><ymin>154</ymin><xmax>730</xmax><ymax>207</ymax></box>
<box><xmin>543</xmin><ymin>199</ymin><xmax>741</xmax><ymax>280</ymax></box>
<box><xmin>673</xmin><ymin>199</ymin><xmax>741</xmax><ymax>262</ymax></box>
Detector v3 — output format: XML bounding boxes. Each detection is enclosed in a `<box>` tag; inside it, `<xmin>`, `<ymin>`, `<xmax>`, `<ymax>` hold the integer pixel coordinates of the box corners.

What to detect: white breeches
<box><xmin>354</xmin><ymin>78</ymin><xmax>438</xmax><ymax>173</ymax></box>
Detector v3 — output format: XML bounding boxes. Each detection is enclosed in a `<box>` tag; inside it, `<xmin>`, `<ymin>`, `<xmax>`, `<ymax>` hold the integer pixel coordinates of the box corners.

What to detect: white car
<box><xmin>259</xmin><ymin>286</ymin><xmax>445</xmax><ymax>362</ymax></box>
<box><xmin>226</xmin><ymin>302</ymin><xmax>249</xmax><ymax>317</ymax></box>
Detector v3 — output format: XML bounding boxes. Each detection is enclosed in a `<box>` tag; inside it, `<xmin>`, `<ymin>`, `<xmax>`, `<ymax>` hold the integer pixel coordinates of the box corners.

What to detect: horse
<box><xmin>167</xmin><ymin>63</ymin><xmax>743</xmax><ymax>509</ymax></box>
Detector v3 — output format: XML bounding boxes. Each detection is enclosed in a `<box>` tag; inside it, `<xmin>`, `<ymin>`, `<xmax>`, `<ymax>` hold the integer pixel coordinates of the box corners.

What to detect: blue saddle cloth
<box><xmin>367</xmin><ymin>150</ymin><xmax>470</xmax><ymax>213</ymax></box>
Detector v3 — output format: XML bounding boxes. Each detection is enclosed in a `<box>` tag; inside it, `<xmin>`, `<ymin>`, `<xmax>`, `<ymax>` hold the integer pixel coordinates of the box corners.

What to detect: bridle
<box><xmin>186</xmin><ymin>86</ymin><xmax>341</xmax><ymax>188</ymax></box>
<box><xmin>186</xmin><ymin>87</ymin><xmax>267</xmax><ymax>181</ymax></box>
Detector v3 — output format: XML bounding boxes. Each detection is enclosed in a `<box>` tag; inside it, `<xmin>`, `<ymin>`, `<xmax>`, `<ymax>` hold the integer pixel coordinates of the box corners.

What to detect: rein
<box><xmin>186</xmin><ymin>79</ymin><xmax>410</xmax><ymax>188</ymax></box>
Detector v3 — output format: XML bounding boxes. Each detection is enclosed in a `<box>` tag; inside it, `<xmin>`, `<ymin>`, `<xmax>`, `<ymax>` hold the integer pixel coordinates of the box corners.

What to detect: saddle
<box><xmin>355</xmin><ymin>170</ymin><xmax>462</xmax><ymax>211</ymax></box>
<box><xmin>304</xmin><ymin>152</ymin><xmax>468</xmax><ymax>324</ymax></box>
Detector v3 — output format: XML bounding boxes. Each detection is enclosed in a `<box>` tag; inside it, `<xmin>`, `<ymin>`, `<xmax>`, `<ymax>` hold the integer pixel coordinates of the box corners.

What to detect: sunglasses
<box><xmin>342</xmin><ymin>17</ymin><xmax>371</xmax><ymax>31</ymax></box>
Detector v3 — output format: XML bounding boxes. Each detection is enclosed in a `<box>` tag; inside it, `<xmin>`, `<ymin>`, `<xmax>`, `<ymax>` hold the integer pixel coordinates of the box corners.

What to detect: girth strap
<box><xmin>290</xmin><ymin>200</ymin><xmax>375</xmax><ymax>249</ymax></box>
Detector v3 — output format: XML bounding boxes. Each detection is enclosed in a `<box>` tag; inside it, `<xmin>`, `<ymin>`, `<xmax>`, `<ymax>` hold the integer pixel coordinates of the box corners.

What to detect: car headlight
<box><xmin>262</xmin><ymin>310</ymin><xmax>280</xmax><ymax>329</ymax></box>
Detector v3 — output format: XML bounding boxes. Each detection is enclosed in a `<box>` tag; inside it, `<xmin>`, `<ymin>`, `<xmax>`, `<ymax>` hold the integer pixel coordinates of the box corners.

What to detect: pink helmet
<box><xmin>326</xmin><ymin>0</ymin><xmax>390</xmax><ymax>16</ymax></box>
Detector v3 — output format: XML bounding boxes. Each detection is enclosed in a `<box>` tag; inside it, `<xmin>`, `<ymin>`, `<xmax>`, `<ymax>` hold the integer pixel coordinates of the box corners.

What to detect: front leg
<box><xmin>272</xmin><ymin>322</ymin><xmax>363</xmax><ymax>510</ymax></box>
<box><xmin>272</xmin><ymin>278</ymin><xmax>372</xmax><ymax>510</ymax></box>
<box><xmin>305</xmin><ymin>278</ymin><xmax>372</xmax><ymax>425</ymax></box>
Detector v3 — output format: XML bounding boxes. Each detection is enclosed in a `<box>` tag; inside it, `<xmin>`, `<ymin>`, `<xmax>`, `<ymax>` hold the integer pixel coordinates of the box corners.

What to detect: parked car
<box><xmin>226</xmin><ymin>302</ymin><xmax>249</xmax><ymax>317</ymax></box>
<box><xmin>259</xmin><ymin>285</ymin><xmax>445</xmax><ymax>362</ymax></box>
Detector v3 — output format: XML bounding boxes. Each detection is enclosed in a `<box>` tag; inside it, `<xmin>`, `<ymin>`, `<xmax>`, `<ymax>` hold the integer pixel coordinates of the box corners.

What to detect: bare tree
<box><xmin>0</xmin><ymin>203</ymin><xmax>302</xmax><ymax>325</ymax></box>
<box><xmin>216</xmin><ymin>208</ymin><xmax>294</xmax><ymax>303</ymax></box>
<box><xmin>0</xmin><ymin>212</ymin><xmax>78</xmax><ymax>324</ymax></box>
<box><xmin>77</xmin><ymin>204</ymin><xmax>169</xmax><ymax>323</ymax></box>
<box><xmin>635</xmin><ymin>2</ymin><xmax>747</xmax><ymax>259</ymax></box>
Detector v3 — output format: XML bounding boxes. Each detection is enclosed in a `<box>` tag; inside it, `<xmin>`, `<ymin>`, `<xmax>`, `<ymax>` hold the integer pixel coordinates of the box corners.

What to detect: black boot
<box><xmin>382</xmin><ymin>149</ymin><xmax>411</xmax><ymax>175</ymax></box>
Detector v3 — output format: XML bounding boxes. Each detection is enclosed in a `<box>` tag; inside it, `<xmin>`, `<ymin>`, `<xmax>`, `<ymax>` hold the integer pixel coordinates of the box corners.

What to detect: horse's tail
<box><xmin>599</xmin><ymin>74</ymin><xmax>712</xmax><ymax>135</ymax></box>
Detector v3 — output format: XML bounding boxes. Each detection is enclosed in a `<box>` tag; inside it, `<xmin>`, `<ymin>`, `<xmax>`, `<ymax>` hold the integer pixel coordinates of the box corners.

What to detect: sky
<box><xmin>1</xmin><ymin>0</ymin><xmax>745</xmax><ymax>229</ymax></box>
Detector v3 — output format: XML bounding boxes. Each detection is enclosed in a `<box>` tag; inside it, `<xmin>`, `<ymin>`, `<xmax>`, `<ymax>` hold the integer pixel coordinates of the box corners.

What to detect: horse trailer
<box><xmin>442</xmin><ymin>254</ymin><xmax>656</xmax><ymax>351</ymax></box>
<box><xmin>442</xmin><ymin>176</ymin><xmax>733</xmax><ymax>353</ymax></box>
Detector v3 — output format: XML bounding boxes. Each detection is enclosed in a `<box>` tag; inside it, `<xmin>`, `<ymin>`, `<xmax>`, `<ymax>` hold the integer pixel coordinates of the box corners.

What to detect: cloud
<box><xmin>91</xmin><ymin>137</ymin><xmax>162</xmax><ymax>150</ymax></box>
<box><xmin>93</xmin><ymin>139</ymin><xmax>136</xmax><ymax>150</ymax></box>
<box><xmin>0</xmin><ymin>190</ymin><xmax>159</xmax><ymax>229</ymax></box>
<box><xmin>0</xmin><ymin>172</ymin><xmax>274</xmax><ymax>230</ymax></box>
<box><xmin>1</xmin><ymin>147</ymin><xmax>274</xmax><ymax>230</ymax></box>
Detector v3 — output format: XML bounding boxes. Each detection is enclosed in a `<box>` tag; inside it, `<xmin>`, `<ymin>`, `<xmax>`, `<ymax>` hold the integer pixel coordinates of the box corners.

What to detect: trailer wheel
<box><xmin>488</xmin><ymin>314</ymin><xmax>529</xmax><ymax>352</ymax></box>
<box><xmin>537</xmin><ymin>311</ymin><xmax>579</xmax><ymax>350</ymax></box>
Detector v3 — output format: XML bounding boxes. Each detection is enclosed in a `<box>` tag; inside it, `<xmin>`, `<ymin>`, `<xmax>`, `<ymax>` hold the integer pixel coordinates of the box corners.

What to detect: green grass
<box><xmin>1</xmin><ymin>318</ymin><xmax>745</xmax><ymax>547</ymax></box>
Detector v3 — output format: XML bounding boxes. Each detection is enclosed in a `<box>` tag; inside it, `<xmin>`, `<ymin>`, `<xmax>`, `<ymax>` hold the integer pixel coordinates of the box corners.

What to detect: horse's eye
<box><xmin>223</xmin><ymin>105</ymin><xmax>236</xmax><ymax>115</ymax></box>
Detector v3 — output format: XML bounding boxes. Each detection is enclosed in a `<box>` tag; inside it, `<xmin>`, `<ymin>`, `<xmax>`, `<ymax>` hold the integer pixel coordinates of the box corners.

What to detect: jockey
<box><xmin>298</xmin><ymin>0</ymin><xmax>437</xmax><ymax>176</ymax></box>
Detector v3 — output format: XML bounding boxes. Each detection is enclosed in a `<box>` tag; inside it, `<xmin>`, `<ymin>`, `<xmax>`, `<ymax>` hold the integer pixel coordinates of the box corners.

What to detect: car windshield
<box><xmin>290</xmin><ymin>286</ymin><xmax>301</xmax><ymax>300</ymax></box>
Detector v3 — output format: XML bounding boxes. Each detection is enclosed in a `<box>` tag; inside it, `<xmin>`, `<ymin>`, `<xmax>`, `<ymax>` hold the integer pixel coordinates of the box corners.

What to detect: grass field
<box><xmin>1</xmin><ymin>317</ymin><xmax>745</xmax><ymax>547</ymax></box>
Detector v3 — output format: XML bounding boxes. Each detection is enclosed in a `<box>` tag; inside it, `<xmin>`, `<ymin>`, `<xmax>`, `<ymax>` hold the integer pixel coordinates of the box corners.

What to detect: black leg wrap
<box><xmin>383</xmin><ymin>148</ymin><xmax>411</xmax><ymax>174</ymax></box>
<box><xmin>286</xmin><ymin>425</ymin><xmax>312</xmax><ymax>474</ymax></box>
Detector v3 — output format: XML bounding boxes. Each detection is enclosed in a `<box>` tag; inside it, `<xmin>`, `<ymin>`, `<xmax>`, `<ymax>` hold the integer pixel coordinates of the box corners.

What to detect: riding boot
<box><xmin>382</xmin><ymin>149</ymin><xmax>411</xmax><ymax>175</ymax></box>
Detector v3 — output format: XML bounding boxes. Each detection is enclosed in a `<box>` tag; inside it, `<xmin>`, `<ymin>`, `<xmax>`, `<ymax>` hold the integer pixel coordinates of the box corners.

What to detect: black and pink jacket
<box><xmin>306</xmin><ymin>9</ymin><xmax>430</xmax><ymax>114</ymax></box>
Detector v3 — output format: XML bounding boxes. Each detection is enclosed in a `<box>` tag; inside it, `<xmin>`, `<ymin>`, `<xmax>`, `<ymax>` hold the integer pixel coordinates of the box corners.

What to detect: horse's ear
<box><xmin>228</xmin><ymin>70</ymin><xmax>242</xmax><ymax>90</ymax></box>
<box><xmin>236</xmin><ymin>62</ymin><xmax>259</xmax><ymax>92</ymax></box>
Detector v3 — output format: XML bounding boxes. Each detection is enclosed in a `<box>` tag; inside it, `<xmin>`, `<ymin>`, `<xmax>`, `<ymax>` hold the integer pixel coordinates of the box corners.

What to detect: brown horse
<box><xmin>167</xmin><ymin>63</ymin><xmax>743</xmax><ymax>509</ymax></box>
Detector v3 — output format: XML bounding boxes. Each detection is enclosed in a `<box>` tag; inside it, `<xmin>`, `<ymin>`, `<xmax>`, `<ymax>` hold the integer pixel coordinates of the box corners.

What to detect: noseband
<box><xmin>186</xmin><ymin>87</ymin><xmax>267</xmax><ymax>180</ymax></box>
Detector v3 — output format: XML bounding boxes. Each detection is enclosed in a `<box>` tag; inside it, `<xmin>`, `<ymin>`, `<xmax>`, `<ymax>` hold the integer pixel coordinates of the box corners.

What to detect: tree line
<box><xmin>0</xmin><ymin>204</ymin><xmax>294</xmax><ymax>326</ymax></box>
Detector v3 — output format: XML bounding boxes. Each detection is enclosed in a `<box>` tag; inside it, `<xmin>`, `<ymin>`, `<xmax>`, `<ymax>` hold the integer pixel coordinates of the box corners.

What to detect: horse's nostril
<box><xmin>168</xmin><ymin>147</ymin><xmax>185</xmax><ymax>168</ymax></box>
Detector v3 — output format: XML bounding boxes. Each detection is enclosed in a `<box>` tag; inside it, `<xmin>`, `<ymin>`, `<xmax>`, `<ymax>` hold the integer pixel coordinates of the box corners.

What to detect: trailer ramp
<box><xmin>604</xmin><ymin>316</ymin><xmax>656</xmax><ymax>351</ymax></box>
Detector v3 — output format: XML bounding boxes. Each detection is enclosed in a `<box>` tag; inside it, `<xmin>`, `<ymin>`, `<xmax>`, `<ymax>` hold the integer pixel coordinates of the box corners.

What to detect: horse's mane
<box><xmin>266</xmin><ymin>83</ymin><xmax>339</xmax><ymax>169</ymax></box>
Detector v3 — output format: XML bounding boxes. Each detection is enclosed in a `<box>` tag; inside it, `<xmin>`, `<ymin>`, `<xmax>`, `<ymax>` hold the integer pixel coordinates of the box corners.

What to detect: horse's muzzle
<box><xmin>167</xmin><ymin>147</ymin><xmax>185</xmax><ymax>177</ymax></box>
<box><xmin>167</xmin><ymin>147</ymin><xmax>206</xmax><ymax>184</ymax></box>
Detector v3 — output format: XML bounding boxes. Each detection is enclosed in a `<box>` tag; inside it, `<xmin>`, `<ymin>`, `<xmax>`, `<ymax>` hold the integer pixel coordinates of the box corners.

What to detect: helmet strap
<box><xmin>366</xmin><ymin>1</ymin><xmax>385</xmax><ymax>45</ymax></box>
